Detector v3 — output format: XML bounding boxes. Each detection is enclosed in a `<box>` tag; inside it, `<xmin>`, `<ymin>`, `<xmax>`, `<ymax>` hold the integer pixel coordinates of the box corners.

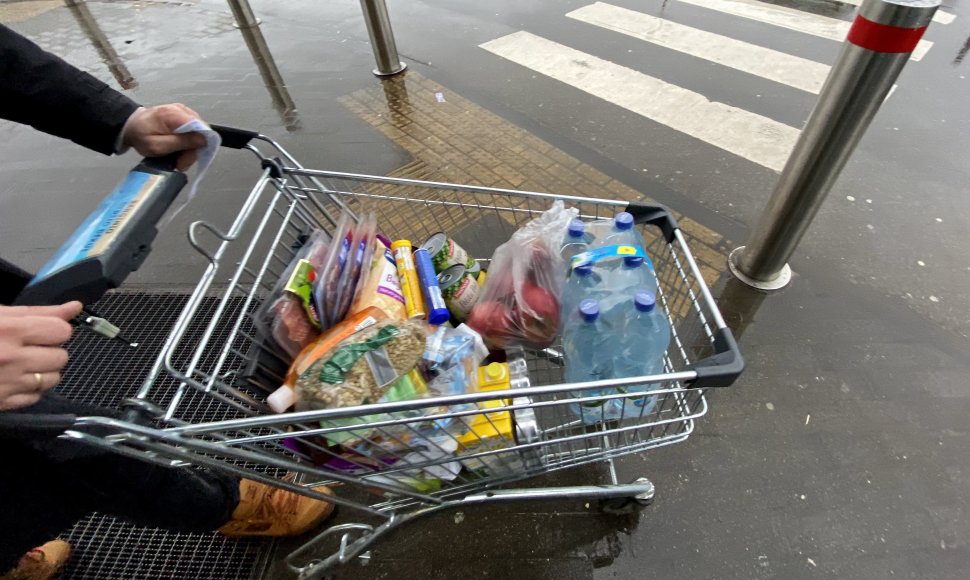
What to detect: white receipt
<box><xmin>157</xmin><ymin>119</ymin><xmax>221</xmax><ymax>229</ymax></box>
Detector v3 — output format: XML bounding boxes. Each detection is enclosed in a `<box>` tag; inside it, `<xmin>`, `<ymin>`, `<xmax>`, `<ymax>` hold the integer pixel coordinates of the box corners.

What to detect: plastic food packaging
<box><xmin>350</xmin><ymin>238</ymin><xmax>406</xmax><ymax>321</ymax></box>
<box><xmin>332</xmin><ymin>213</ymin><xmax>377</xmax><ymax>326</ymax></box>
<box><xmin>294</xmin><ymin>319</ymin><xmax>428</xmax><ymax>410</ymax></box>
<box><xmin>313</xmin><ymin>212</ymin><xmax>354</xmax><ymax>329</ymax></box>
<box><xmin>466</xmin><ymin>201</ymin><xmax>577</xmax><ymax>349</ymax></box>
<box><xmin>267</xmin><ymin>307</ymin><xmax>388</xmax><ymax>413</ymax></box>
<box><xmin>254</xmin><ymin>230</ymin><xmax>331</xmax><ymax>359</ymax></box>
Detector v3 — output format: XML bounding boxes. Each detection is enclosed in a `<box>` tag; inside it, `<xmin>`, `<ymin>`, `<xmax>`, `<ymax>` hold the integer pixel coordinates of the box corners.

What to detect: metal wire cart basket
<box><xmin>13</xmin><ymin>130</ymin><xmax>743</xmax><ymax>578</ymax></box>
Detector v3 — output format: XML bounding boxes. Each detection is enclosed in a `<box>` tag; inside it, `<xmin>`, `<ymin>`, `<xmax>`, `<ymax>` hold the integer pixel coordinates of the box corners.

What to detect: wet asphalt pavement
<box><xmin>1</xmin><ymin>0</ymin><xmax>969</xmax><ymax>578</ymax></box>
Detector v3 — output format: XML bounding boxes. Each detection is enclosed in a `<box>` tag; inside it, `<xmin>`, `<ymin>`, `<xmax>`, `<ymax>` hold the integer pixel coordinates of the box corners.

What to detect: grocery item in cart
<box><xmin>313</xmin><ymin>211</ymin><xmax>354</xmax><ymax>328</ymax></box>
<box><xmin>609</xmin><ymin>290</ymin><xmax>670</xmax><ymax>415</ymax></box>
<box><xmin>560</xmin><ymin>263</ymin><xmax>608</xmax><ymax>325</ymax></box>
<box><xmin>350</xmin><ymin>238</ymin><xmax>406</xmax><ymax>320</ymax></box>
<box><xmin>253</xmin><ymin>229</ymin><xmax>331</xmax><ymax>359</ymax></box>
<box><xmin>268</xmin><ymin>307</ymin><xmax>388</xmax><ymax>412</ymax></box>
<box><xmin>331</xmin><ymin>213</ymin><xmax>377</xmax><ymax>326</ymax></box>
<box><xmin>390</xmin><ymin>239</ymin><xmax>426</xmax><ymax>320</ymax></box>
<box><xmin>437</xmin><ymin>264</ymin><xmax>481</xmax><ymax>322</ymax></box>
<box><xmin>294</xmin><ymin>319</ymin><xmax>428</xmax><ymax>410</ymax></box>
<box><xmin>413</xmin><ymin>247</ymin><xmax>450</xmax><ymax>325</ymax></box>
<box><xmin>596</xmin><ymin>211</ymin><xmax>639</xmax><ymax>248</ymax></box>
<box><xmin>466</xmin><ymin>201</ymin><xmax>577</xmax><ymax>349</ymax></box>
<box><xmin>562</xmin><ymin>299</ymin><xmax>620</xmax><ymax>423</ymax></box>
<box><xmin>420</xmin><ymin>232</ymin><xmax>475</xmax><ymax>271</ymax></box>
<box><xmin>560</xmin><ymin>218</ymin><xmax>595</xmax><ymax>262</ymax></box>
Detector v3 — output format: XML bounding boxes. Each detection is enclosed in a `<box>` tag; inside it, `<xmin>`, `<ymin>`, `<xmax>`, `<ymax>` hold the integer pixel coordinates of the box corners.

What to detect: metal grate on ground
<box><xmin>55</xmin><ymin>292</ymin><xmax>273</xmax><ymax>580</ymax></box>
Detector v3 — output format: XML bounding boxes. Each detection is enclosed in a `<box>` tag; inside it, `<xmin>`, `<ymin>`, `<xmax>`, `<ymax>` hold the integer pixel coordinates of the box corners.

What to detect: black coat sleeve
<box><xmin>0</xmin><ymin>24</ymin><xmax>140</xmax><ymax>155</ymax></box>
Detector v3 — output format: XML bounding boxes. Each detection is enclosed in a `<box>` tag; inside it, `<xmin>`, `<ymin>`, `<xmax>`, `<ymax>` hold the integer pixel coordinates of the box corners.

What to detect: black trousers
<box><xmin>0</xmin><ymin>397</ymin><xmax>240</xmax><ymax>572</ymax></box>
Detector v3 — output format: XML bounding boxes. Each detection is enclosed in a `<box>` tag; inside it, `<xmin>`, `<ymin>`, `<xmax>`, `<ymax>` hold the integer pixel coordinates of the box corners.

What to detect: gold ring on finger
<box><xmin>34</xmin><ymin>372</ymin><xmax>44</xmax><ymax>390</ymax></box>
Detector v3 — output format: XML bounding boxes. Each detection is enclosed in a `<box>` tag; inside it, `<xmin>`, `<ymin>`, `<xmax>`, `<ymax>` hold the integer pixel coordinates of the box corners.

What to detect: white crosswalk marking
<box><xmin>676</xmin><ymin>0</ymin><xmax>932</xmax><ymax>61</ymax></box>
<box><xmin>480</xmin><ymin>31</ymin><xmax>799</xmax><ymax>171</ymax></box>
<box><xmin>567</xmin><ymin>2</ymin><xmax>830</xmax><ymax>94</ymax></box>
<box><xmin>835</xmin><ymin>0</ymin><xmax>955</xmax><ymax>25</ymax></box>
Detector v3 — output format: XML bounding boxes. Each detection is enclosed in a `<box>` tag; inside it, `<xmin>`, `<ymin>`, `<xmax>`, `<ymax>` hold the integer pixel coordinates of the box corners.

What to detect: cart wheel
<box><xmin>598</xmin><ymin>477</ymin><xmax>655</xmax><ymax>514</ymax></box>
<box><xmin>598</xmin><ymin>495</ymin><xmax>653</xmax><ymax>514</ymax></box>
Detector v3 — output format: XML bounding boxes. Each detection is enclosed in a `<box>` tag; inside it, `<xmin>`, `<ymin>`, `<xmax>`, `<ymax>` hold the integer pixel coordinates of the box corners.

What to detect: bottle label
<box><xmin>570</xmin><ymin>244</ymin><xmax>652</xmax><ymax>270</ymax></box>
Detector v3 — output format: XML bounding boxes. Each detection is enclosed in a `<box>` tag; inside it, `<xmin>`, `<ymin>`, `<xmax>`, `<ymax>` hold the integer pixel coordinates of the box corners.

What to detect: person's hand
<box><xmin>122</xmin><ymin>103</ymin><xmax>208</xmax><ymax>171</ymax></box>
<box><xmin>0</xmin><ymin>302</ymin><xmax>82</xmax><ymax>411</ymax></box>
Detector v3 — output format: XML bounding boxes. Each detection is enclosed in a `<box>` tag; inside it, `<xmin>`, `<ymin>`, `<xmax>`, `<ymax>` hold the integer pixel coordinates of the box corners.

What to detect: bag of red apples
<box><xmin>466</xmin><ymin>201</ymin><xmax>578</xmax><ymax>350</ymax></box>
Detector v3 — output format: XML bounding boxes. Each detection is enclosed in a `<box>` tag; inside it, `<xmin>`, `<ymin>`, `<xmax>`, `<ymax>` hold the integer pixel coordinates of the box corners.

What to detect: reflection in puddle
<box><xmin>65</xmin><ymin>0</ymin><xmax>137</xmax><ymax>90</ymax></box>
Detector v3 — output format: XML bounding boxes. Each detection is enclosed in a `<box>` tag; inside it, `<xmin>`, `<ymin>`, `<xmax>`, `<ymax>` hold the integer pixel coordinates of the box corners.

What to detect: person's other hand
<box><xmin>0</xmin><ymin>302</ymin><xmax>82</xmax><ymax>411</ymax></box>
<box><xmin>122</xmin><ymin>103</ymin><xmax>207</xmax><ymax>171</ymax></box>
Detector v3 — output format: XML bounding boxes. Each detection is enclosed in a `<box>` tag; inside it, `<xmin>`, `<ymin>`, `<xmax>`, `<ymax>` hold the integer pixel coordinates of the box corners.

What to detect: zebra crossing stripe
<box><xmin>676</xmin><ymin>0</ymin><xmax>932</xmax><ymax>61</ymax></box>
<box><xmin>480</xmin><ymin>31</ymin><xmax>799</xmax><ymax>171</ymax></box>
<box><xmin>567</xmin><ymin>2</ymin><xmax>830</xmax><ymax>94</ymax></box>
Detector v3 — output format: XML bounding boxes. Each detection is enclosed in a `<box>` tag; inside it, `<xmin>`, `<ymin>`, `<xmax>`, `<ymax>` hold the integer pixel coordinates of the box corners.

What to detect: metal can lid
<box><xmin>437</xmin><ymin>265</ymin><xmax>466</xmax><ymax>289</ymax></box>
<box><xmin>420</xmin><ymin>232</ymin><xmax>447</xmax><ymax>255</ymax></box>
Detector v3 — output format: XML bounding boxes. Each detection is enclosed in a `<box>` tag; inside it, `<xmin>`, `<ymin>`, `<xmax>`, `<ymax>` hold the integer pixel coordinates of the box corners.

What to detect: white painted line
<box><xmin>480</xmin><ymin>31</ymin><xmax>799</xmax><ymax>171</ymax></box>
<box><xmin>568</xmin><ymin>2</ymin><xmax>829</xmax><ymax>94</ymax></box>
<box><xmin>835</xmin><ymin>0</ymin><xmax>955</xmax><ymax>25</ymax></box>
<box><xmin>677</xmin><ymin>0</ymin><xmax>932</xmax><ymax>61</ymax></box>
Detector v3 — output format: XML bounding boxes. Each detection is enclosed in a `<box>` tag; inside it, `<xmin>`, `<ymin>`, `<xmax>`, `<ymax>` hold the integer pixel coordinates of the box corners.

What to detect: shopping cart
<box><xmin>2</xmin><ymin>129</ymin><xmax>742</xmax><ymax>578</ymax></box>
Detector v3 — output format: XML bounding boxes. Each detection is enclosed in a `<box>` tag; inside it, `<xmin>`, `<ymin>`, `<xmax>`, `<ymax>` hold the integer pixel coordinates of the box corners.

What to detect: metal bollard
<box><xmin>227</xmin><ymin>0</ymin><xmax>260</xmax><ymax>29</ymax></box>
<box><xmin>360</xmin><ymin>0</ymin><xmax>407</xmax><ymax>77</ymax></box>
<box><xmin>729</xmin><ymin>0</ymin><xmax>939</xmax><ymax>291</ymax></box>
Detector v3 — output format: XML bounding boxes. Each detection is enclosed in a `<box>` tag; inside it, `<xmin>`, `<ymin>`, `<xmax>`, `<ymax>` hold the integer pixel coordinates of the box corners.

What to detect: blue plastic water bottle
<box><xmin>560</xmin><ymin>263</ymin><xmax>606</xmax><ymax>323</ymax></box>
<box><xmin>600</xmin><ymin>212</ymin><xmax>641</xmax><ymax>248</ymax></box>
<box><xmin>563</xmin><ymin>299</ymin><xmax>618</xmax><ymax>424</ymax></box>
<box><xmin>610</xmin><ymin>255</ymin><xmax>658</xmax><ymax>295</ymax></box>
<box><xmin>611</xmin><ymin>290</ymin><xmax>670</xmax><ymax>417</ymax></box>
<box><xmin>560</xmin><ymin>218</ymin><xmax>594</xmax><ymax>262</ymax></box>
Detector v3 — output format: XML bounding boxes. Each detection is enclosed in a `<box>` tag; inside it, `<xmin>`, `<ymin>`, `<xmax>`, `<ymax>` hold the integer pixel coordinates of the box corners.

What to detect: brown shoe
<box><xmin>219</xmin><ymin>477</ymin><xmax>335</xmax><ymax>537</ymax></box>
<box><xmin>2</xmin><ymin>540</ymin><xmax>71</xmax><ymax>580</ymax></box>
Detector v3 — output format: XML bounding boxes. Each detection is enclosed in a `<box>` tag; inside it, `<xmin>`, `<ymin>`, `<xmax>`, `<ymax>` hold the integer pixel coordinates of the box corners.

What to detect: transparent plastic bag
<box><xmin>253</xmin><ymin>229</ymin><xmax>331</xmax><ymax>359</ymax></box>
<box><xmin>332</xmin><ymin>212</ymin><xmax>377</xmax><ymax>325</ymax></box>
<box><xmin>313</xmin><ymin>211</ymin><xmax>354</xmax><ymax>329</ymax></box>
<box><xmin>466</xmin><ymin>201</ymin><xmax>578</xmax><ymax>349</ymax></box>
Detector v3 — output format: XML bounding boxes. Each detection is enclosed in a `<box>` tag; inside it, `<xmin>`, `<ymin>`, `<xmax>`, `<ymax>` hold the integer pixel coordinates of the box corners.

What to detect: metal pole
<box><xmin>227</xmin><ymin>0</ymin><xmax>260</xmax><ymax>29</ymax></box>
<box><xmin>729</xmin><ymin>0</ymin><xmax>939</xmax><ymax>291</ymax></box>
<box><xmin>360</xmin><ymin>0</ymin><xmax>407</xmax><ymax>77</ymax></box>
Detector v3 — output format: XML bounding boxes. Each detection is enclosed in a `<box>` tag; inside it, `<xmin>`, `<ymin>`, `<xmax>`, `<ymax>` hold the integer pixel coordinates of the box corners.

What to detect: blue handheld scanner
<box><xmin>15</xmin><ymin>154</ymin><xmax>186</xmax><ymax>306</ymax></box>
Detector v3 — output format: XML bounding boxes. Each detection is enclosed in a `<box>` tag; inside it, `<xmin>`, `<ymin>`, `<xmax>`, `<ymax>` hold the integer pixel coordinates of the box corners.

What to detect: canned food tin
<box><xmin>421</xmin><ymin>232</ymin><xmax>475</xmax><ymax>272</ymax></box>
<box><xmin>466</xmin><ymin>260</ymin><xmax>481</xmax><ymax>275</ymax></box>
<box><xmin>437</xmin><ymin>265</ymin><xmax>481</xmax><ymax>321</ymax></box>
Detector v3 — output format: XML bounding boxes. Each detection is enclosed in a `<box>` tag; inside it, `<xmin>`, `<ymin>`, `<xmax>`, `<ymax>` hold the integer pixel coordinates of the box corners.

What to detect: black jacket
<box><xmin>1</xmin><ymin>24</ymin><xmax>140</xmax><ymax>304</ymax></box>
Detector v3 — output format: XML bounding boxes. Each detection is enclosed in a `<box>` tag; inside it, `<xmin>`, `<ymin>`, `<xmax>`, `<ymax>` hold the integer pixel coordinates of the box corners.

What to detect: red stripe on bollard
<box><xmin>847</xmin><ymin>15</ymin><xmax>927</xmax><ymax>53</ymax></box>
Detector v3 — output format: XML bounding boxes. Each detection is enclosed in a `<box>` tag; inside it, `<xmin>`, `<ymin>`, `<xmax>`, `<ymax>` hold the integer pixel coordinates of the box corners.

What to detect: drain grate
<box><xmin>55</xmin><ymin>292</ymin><xmax>272</xmax><ymax>580</ymax></box>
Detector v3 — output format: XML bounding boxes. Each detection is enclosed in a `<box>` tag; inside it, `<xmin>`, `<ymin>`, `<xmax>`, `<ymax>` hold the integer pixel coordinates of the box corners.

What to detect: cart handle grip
<box><xmin>0</xmin><ymin>412</ymin><xmax>77</xmax><ymax>438</ymax></box>
<box><xmin>211</xmin><ymin>124</ymin><xmax>260</xmax><ymax>149</ymax></box>
<box><xmin>625</xmin><ymin>201</ymin><xmax>678</xmax><ymax>243</ymax></box>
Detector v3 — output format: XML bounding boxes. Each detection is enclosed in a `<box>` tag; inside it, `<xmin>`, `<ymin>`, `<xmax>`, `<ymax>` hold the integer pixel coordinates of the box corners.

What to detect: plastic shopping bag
<box><xmin>466</xmin><ymin>201</ymin><xmax>577</xmax><ymax>349</ymax></box>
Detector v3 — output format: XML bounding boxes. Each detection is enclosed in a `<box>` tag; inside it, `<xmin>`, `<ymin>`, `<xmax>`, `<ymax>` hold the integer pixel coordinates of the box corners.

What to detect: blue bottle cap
<box><xmin>623</xmin><ymin>256</ymin><xmax>644</xmax><ymax>267</ymax></box>
<box><xmin>567</xmin><ymin>219</ymin><xmax>585</xmax><ymax>238</ymax></box>
<box><xmin>579</xmin><ymin>299</ymin><xmax>599</xmax><ymax>322</ymax></box>
<box><xmin>634</xmin><ymin>291</ymin><xmax>656</xmax><ymax>313</ymax></box>
<box><xmin>614</xmin><ymin>212</ymin><xmax>634</xmax><ymax>231</ymax></box>
<box><xmin>574</xmin><ymin>263</ymin><xmax>593</xmax><ymax>276</ymax></box>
